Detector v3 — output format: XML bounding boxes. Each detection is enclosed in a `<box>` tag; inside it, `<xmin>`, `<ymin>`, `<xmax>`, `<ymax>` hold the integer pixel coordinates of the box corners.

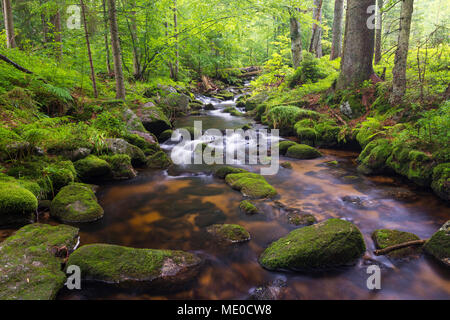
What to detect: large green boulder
<box><xmin>74</xmin><ymin>155</ymin><xmax>112</xmax><ymax>182</ymax></box>
<box><xmin>0</xmin><ymin>182</ymin><xmax>37</xmax><ymax>227</ymax></box>
<box><xmin>259</xmin><ymin>219</ymin><xmax>366</xmax><ymax>271</ymax></box>
<box><xmin>225</xmin><ymin>172</ymin><xmax>277</xmax><ymax>199</ymax></box>
<box><xmin>50</xmin><ymin>183</ymin><xmax>104</xmax><ymax>223</ymax></box>
<box><xmin>286</xmin><ymin>144</ymin><xmax>322</xmax><ymax>159</ymax></box>
<box><xmin>372</xmin><ymin>229</ymin><xmax>421</xmax><ymax>259</ymax></box>
<box><xmin>66</xmin><ymin>244</ymin><xmax>202</xmax><ymax>286</ymax></box>
<box><xmin>0</xmin><ymin>224</ymin><xmax>79</xmax><ymax>300</ymax></box>
<box><xmin>100</xmin><ymin>154</ymin><xmax>137</xmax><ymax>180</ymax></box>
<box><xmin>214</xmin><ymin>166</ymin><xmax>248</xmax><ymax>179</ymax></box>
<box><xmin>139</xmin><ymin>103</ymin><xmax>172</xmax><ymax>136</ymax></box>
<box><xmin>357</xmin><ymin>139</ymin><xmax>393</xmax><ymax>175</ymax></box>
<box><xmin>146</xmin><ymin>151</ymin><xmax>173</xmax><ymax>169</ymax></box>
<box><xmin>276</xmin><ymin>141</ymin><xmax>297</xmax><ymax>156</ymax></box>
<box><xmin>105</xmin><ymin>138</ymin><xmax>147</xmax><ymax>167</ymax></box>
<box><xmin>424</xmin><ymin>221</ymin><xmax>450</xmax><ymax>267</ymax></box>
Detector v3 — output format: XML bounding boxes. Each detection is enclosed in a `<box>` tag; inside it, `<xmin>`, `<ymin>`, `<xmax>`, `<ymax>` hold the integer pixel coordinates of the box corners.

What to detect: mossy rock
<box><xmin>407</xmin><ymin>150</ymin><xmax>434</xmax><ymax>187</ymax></box>
<box><xmin>281</xmin><ymin>162</ymin><xmax>293</xmax><ymax>169</ymax></box>
<box><xmin>225</xmin><ymin>172</ymin><xmax>277</xmax><ymax>199</ymax></box>
<box><xmin>0</xmin><ymin>223</ymin><xmax>79</xmax><ymax>300</ymax></box>
<box><xmin>431</xmin><ymin>163</ymin><xmax>450</xmax><ymax>201</ymax></box>
<box><xmin>74</xmin><ymin>155</ymin><xmax>113</xmax><ymax>182</ymax></box>
<box><xmin>0</xmin><ymin>182</ymin><xmax>38</xmax><ymax>227</ymax></box>
<box><xmin>146</xmin><ymin>151</ymin><xmax>173</xmax><ymax>169</ymax></box>
<box><xmin>266</xmin><ymin>106</ymin><xmax>303</xmax><ymax>136</ymax></box>
<box><xmin>424</xmin><ymin>221</ymin><xmax>450</xmax><ymax>267</ymax></box>
<box><xmin>50</xmin><ymin>183</ymin><xmax>104</xmax><ymax>223</ymax></box>
<box><xmin>66</xmin><ymin>244</ymin><xmax>202</xmax><ymax>286</ymax></box>
<box><xmin>239</xmin><ymin>200</ymin><xmax>259</xmax><ymax>214</ymax></box>
<box><xmin>276</xmin><ymin>141</ymin><xmax>298</xmax><ymax>156</ymax></box>
<box><xmin>204</xmin><ymin>103</ymin><xmax>215</xmax><ymax>110</ymax></box>
<box><xmin>139</xmin><ymin>103</ymin><xmax>172</xmax><ymax>136</ymax></box>
<box><xmin>372</xmin><ymin>229</ymin><xmax>421</xmax><ymax>259</ymax></box>
<box><xmin>259</xmin><ymin>219</ymin><xmax>366</xmax><ymax>271</ymax></box>
<box><xmin>357</xmin><ymin>139</ymin><xmax>393</xmax><ymax>175</ymax></box>
<box><xmin>286</xmin><ymin>144</ymin><xmax>322</xmax><ymax>160</ymax></box>
<box><xmin>314</xmin><ymin>122</ymin><xmax>341</xmax><ymax>147</ymax></box>
<box><xmin>244</xmin><ymin>93</ymin><xmax>268</xmax><ymax>111</ymax></box>
<box><xmin>296</xmin><ymin>128</ymin><xmax>317</xmax><ymax>146</ymax></box>
<box><xmin>287</xmin><ymin>213</ymin><xmax>317</xmax><ymax>226</ymax></box>
<box><xmin>42</xmin><ymin>161</ymin><xmax>76</xmax><ymax>193</ymax></box>
<box><xmin>123</xmin><ymin>132</ymin><xmax>159</xmax><ymax>155</ymax></box>
<box><xmin>214</xmin><ymin>166</ymin><xmax>248</xmax><ymax>179</ymax></box>
<box><xmin>100</xmin><ymin>154</ymin><xmax>137</xmax><ymax>180</ymax></box>
<box><xmin>105</xmin><ymin>138</ymin><xmax>147</xmax><ymax>167</ymax></box>
<box><xmin>159</xmin><ymin>129</ymin><xmax>174</xmax><ymax>142</ymax></box>
<box><xmin>387</xmin><ymin>146</ymin><xmax>412</xmax><ymax>177</ymax></box>
<box><xmin>222</xmin><ymin>107</ymin><xmax>242</xmax><ymax>117</ymax></box>
<box><xmin>207</xmin><ymin>224</ymin><xmax>251</xmax><ymax>243</ymax></box>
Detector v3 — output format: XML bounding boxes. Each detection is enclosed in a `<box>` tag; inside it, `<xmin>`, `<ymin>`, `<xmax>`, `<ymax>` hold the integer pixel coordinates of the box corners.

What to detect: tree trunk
<box><xmin>2</xmin><ymin>0</ymin><xmax>16</xmax><ymax>48</ymax></box>
<box><xmin>173</xmin><ymin>0</ymin><xmax>179</xmax><ymax>81</ymax></box>
<box><xmin>290</xmin><ymin>16</ymin><xmax>302</xmax><ymax>69</ymax></box>
<box><xmin>81</xmin><ymin>0</ymin><xmax>98</xmax><ymax>98</ymax></box>
<box><xmin>309</xmin><ymin>0</ymin><xmax>323</xmax><ymax>58</ymax></box>
<box><xmin>330</xmin><ymin>0</ymin><xmax>344</xmax><ymax>60</ymax></box>
<box><xmin>336</xmin><ymin>0</ymin><xmax>376</xmax><ymax>90</ymax></box>
<box><xmin>129</xmin><ymin>0</ymin><xmax>141</xmax><ymax>79</ymax></box>
<box><xmin>102</xmin><ymin>0</ymin><xmax>112</xmax><ymax>75</ymax></box>
<box><xmin>108</xmin><ymin>0</ymin><xmax>126</xmax><ymax>100</ymax></box>
<box><xmin>390</xmin><ymin>0</ymin><xmax>414</xmax><ymax>105</ymax></box>
<box><xmin>374</xmin><ymin>0</ymin><xmax>384</xmax><ymax>64</ymax></box>
<box><xmin>51</xmin><ymin>10</ymin><xmax>62</xmax><ymax>60</ymax></box>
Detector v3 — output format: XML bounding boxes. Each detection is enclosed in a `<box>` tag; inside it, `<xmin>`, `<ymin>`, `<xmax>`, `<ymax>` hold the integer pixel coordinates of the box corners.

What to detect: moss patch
<box><xmin>214</xmin><ymin>166</ymin><xmax>248</xmax><ymax>179</ymax></box>
<box><xmin>0</xmin><ymin>182</ymin><xmax>37</xmax><ymax>227</ymax></box>
<box><xmin>424</xmin><ymin>221</ymin><xmax>450</xmax><ymax>267</ymax></box>
<box><xmin>74</xmin><ymin>155</ymin><xmax>112</xmax><ymax>182</ymax></box>
<box><xmin>276</xmin><ymin>141</ymin><xmax>298</xmax><ymax>156</ymax></box>
<box><xmin>286</xmin><ymin>144</ymin><xmax>322</xmax><ymax>160</ymax></box>
<box><xmin>239</xmin><ymin>200</ymin><xmax>259</xmax><ymax>214</ymax></box>
<box><xmin>431</xmin><ymin>163</ymin><xmax>450</xmax><ymax>202</ymax></box>
<box><xmin>372</xmin><ymin>229</ymin><xmax>421</xmax><ymax>259</ymax></box>
<box><xmin>225</xmin><ymin>172</ymin><xmax>277</xmax><ymax>199</ymax></box>
<box><xmin>259</xmin><ymin>219</ymin><xmax>366</xmax><ymax>271</ymax></box>
<box><xmin>66</xmin><ymin>244</ymin><xmax>202</xmax><ymax>285</ymax></box>
<box><xmin>0</xmin><ymin>223</ymin><xmax>79</xmax><ymax>300</ymax></box>
<box><xmin>207</xmin><ymin>224</ymin><xmax>251</xmax><ymax>243</ymax></box>
<box><xmin>146</xmin><ymin>151</ymin><xmax>173</xmax><ymax>169</ymax></box>
<box><xmin>100</xmin><ymin>154</ymin><xmax>136</xmax><ymax>180</ymax></box>
<box><xmin>50</xmin><ymin>183</ymin><xmax>104</xmax><ymax>223</ymax></box>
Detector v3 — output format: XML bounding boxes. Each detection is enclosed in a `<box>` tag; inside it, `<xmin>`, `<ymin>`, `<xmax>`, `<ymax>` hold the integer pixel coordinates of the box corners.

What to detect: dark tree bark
<box><xmin>173</xmin><ymin>0</ymin><xmax>179</xmax><ymax>81</ymax></box>
<box><xmin>374</xmin><ymin>0</ymin><xmax>384</xmax><ymax>64</ymax></box>
<box><xmin>330</xmin><ymin>0</ymin><xmax>344</xmax><ymax>60</ymax></box>
<box><xmin>80</xmin><ymin>0</ymin><xmax>98</xmax><ymax>98</ymax></box>
<box><xmin>2</xmin><ymin>0</ymin><xmax>16</xmax><ymax>48</ymax></box>
<box><xmin>108</xmin><ymin>0</ymin><xmax>126</xmax><ymax>100</ymax></box>
<box><xmin>102</xmin><ymin>0</ymin><xmax>112</xmax><ymax>75</ymax></box>
<box><xmin>337</xmin><ymin>0</ymin><xmax>377</xmax><ymax>90</ymax></box>
<box><xmin>309</xmin><ymin>0</ymin><xmax>323</xmax><ymax>58</ymax></box>
<box><xmin>51</xmin><ymin>10</ymin><xmax>63</xmax><ymax>60</ymax></box>
<box><xmin>0</xmin><ymin>54</ymin><xmax>33</xmax><ymax>73</ymax></box>
<box><xmin>290</xmin><ymin>15</ymin><xmax>302</xmax><ymax>69</ymax></box>
<box><xmin>390</xmin><ymin>0</ymin><xmax>414</xmax><ymax>104</ymax></box>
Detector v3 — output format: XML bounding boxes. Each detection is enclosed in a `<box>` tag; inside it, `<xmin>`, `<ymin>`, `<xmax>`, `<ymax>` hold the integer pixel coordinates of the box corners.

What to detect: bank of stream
<box><xmin>58</xmin><ymin>92</ymin><xmax>450</xmax><ymax>300</ymax></box>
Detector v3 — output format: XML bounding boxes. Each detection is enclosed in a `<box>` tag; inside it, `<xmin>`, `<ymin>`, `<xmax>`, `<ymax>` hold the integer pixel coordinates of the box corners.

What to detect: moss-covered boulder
<box><xmin>372</xmin><ymin>229</ymin><xmax>421</xmax><ymax>259</ymax></box>
<box><xmin>225</xmin><ymin>172</ymin><xmax>277</xmax><ymax>199</ymax></box>
<box><xmin>243</xmin><ymin>92</ymin><xmax>268</xmax><ymax>111</ymax></box>
<box><xmin>286</xmin><ymin>144</ymin><xmax>322</xmax><ymax>160</ymax></box>
<box><xmin>100</xmin><ymin>154</ymin><xmax>137</xmax><ymax>180</ymax></box>
<box><xmin>42</xmin><ymin>161</ymin><xmax>77</xmax><ymax>192</ymax></box>
<box><xmin>424</xmin><ymin>221</ymin><xmax>450</xmax><ymax>267</ymax></box>
<box><xmin>287</xmin><ymin>213</ymin><xmax>317</xmax><ymax>226</ymax></box>
<box><xmin>0</xmin><ymin>223</ymin><xmax>79</xmax><ymax>300</ymax></box>
<box><xmin>124</xmin><ymin>132</ymin><xmax>158</xmax><ymax>155</ymax></box>
<box><xmin>239</xmin><ymin>200</ymin><xmax>259</xmax><ymax>214</ymax></box>
<box><xmin>259</xmin><ymin>219</ymin><xmax>366</xmax><ymax>271</ymax></box>
<box><xmin>105</xmin><ymin>138</ymin><xmax>147</xmax><ymax>167</ymax></box>
<box><xmin>431</xmin><ymin>163</ymin><xmax>450</xmax><ymax>201</ymax></box>
<box><xmin>50</xmin><ymin>183</ymin><xmax>104</xmax><ymax>223</ymax></box>
<box><xmin>159</xmin><ymin>129</ymin><xmax>174</xmax><ymax>142</ymax></box>
<box><xmin>296</xmin><ymin>128</ymin><xmax>317</xmax><ymax>146</ymax></box>
<box><xmin>407</xmin><ymin>151</ymin><xmax>435</xmax><ymax>187</ymax></box>
<box><xmin>146</xmin><ymin>151</ymin><xmax>173</xmax><ymax>169</ymax></box>
<box><xmin>66</xmin><ymin>244</ymin><xmax>202</xmax><ymax>286</ymax></box>
<box><xmin>314</xmin><ymin>122</ymin><xmax>341</xmax><ymax>147</ymax></box>
<box><xmin>214</xmin><ymin>166</ymin><xmax>248</xmax><ymax>179</ymax></box>
<box><xmin>357</xmin><ymin>139</ymin><xmax>393</xmax><ymax>175</ymax></box>
<box><xmin>160</xmin><ymin>92</ymin><xmax>191</xmax><ymax>115</ymax></box>
<box><xmin>387</xmin><ymin>145</ymin><xmax>412</xmax><ymax>177</ymax></box>
<box><xmin>0</xmin><ymin>182</ymin><xmax>38</xmax><ymax>227</ymax></box>
<box><xmin>276</xmin><ymin>141</ymin><xmax>298</xmax><ymax>156</ymax></box>
<box><xmin>74</xmin><ymin>155</ymin><xmax>113</xmax><ymax>182</ymax></box>
<box><xmin>207</xmin><ymin>224</ymin><xmax>251</xmax><ymax>243</ymax></box>
<box><xmin>139</xmin><ymin>103</ymin><xmax>172</xmax><ymax>136</ymax></box>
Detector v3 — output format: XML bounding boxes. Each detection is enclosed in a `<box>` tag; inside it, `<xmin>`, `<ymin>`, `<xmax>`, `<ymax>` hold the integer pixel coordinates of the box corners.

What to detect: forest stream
<box><xmin>57</xmin><ymin>91</ymin><xmax>450</xmax><ymax>300</ymax></box>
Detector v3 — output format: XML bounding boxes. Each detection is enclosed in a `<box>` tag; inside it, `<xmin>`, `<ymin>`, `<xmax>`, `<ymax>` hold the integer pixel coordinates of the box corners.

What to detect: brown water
<box><xmin>58</xmin><ymin>97</ymin><xmax>450</xmax><ymax>300</ymax></box>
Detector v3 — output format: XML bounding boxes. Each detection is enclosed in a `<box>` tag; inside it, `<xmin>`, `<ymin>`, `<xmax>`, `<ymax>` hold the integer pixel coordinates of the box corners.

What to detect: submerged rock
<box><xmin>74</xmin><ymin>155</ymin><xmax>113</xmax><ymax>182</ymax></box>
<box><xmin>239</xmin><ymin>200</ymin><xmax>259</xmax><ymax>214</ymax></box>
<box><xmin>287</xmin><ymin>212</ymin><xmax>317</xmax><ymax>226</ymax></box>
<box><xmin>207</xmin><ymin>224</ymin><xmax>251</xmax><ymax>243</ymax></box>
<box><xmin>225</xmin><ymin>172</ymin><xmax>277</xmax><ymax>199</ymax></box>
<box><xmin>66</xmin><ymin>244</ymin><xmax>202</xmax><ymax>287</ymax></box>
<box><xmin>0</xmin><ymin>181</ymin><xmax>37</xmax><ymax>227</ymax></box>
<box><xmin>424</xmin><ymin>221</ymin><xmax>450</xmax><ymax>267</ymax></box>
<box><xmin>50</xmin><ymin>183</ymin><xmax>104</xmax><ymax>223</ymax></box>
<box><xmin>0</xmin><ymin>223</ymin><xmax>79</xmax><ymax>300</ymax></box>
<box><xmin>259</xmin><ymin>219</ymin><xmax>366</xmax><ymax>271</ymax></box>
<box><xmin>286</xmin><ymin>144</ymin><xmax>322</xmax><ymax>160</ymax></box>
<box><xmin>248</xmin><ymin>278</ymin><xmax>287</xmax><ymax>300</ymax></box>
<box><xmin>281</xmin><ymin>162</ymin><xmax>293</xmax><ymax>169</ymax></box>
<box><xmin>341</xmin><ymin>196</ymin><xmax>379</xmax><ymax>210</ymax></box>
<box><xmin>372</xmin><ymin>229</ymin><xmax>421</xmax><ymax>259</ymax></box>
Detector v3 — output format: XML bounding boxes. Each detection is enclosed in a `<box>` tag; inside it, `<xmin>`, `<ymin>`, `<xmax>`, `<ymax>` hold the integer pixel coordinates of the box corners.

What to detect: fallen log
<box><xmin>374</xmin><ymin>239</ymin><xmax>427</xmax><ymax>256</ymax></box>
<box><xmin>0</xmin><ymin>54</ymin><xmax>33</xmax><ymax>74</ymax></box>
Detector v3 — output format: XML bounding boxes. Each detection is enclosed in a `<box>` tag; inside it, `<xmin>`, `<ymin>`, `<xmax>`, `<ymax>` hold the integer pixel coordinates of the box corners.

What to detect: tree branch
<box><xmin>0</xmin><ymin>54</ymin><xmax>33</xmax><ymax>74</ymax></box>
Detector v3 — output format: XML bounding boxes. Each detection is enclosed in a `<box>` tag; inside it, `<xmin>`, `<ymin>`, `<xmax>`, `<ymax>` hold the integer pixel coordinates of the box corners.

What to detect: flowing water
<box><xmin>59</xmin><ymin>93</ymin><xmax>450</xmax><ymax>300</ymax></box>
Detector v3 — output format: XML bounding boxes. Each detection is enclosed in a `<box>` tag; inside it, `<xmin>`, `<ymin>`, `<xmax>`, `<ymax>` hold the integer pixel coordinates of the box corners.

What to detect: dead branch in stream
<box><xmin>0</xmin><ymin>54</ymin><xmax>33</xmax><ymax>74</ymax></box>
<box><xmin>374</xmin><ymin>239</ymin><xmax>427</xmax><ymax>256</ymax></box>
